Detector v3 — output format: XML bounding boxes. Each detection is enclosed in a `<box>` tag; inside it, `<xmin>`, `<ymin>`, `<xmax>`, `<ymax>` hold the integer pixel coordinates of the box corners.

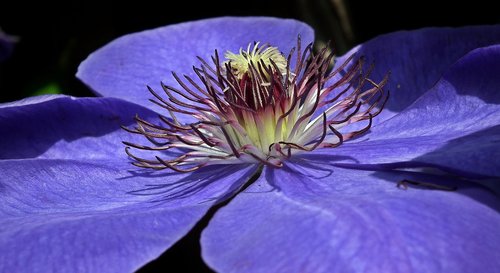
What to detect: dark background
<box><xmin>0</xmin><ymin>0</ymin><xmax>498</xmax><ymax>271</ymax></box>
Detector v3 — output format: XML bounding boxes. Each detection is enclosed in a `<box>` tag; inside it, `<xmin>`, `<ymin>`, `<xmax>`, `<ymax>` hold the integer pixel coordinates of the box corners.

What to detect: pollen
<box><xmin>123</xmin><ymin>37</ymin><xmax>389</xmax><ymax>172</ymax></box>
<box><xmin>224</xmin><ymin>42</ymin><xmax>287</xmax><ymax>80</ymax></box>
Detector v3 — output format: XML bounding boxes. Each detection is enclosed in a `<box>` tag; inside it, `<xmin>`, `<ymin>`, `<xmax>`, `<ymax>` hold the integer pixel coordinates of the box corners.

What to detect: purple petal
<box><xmin>0</xmin><ymin>95</ymin><xmax>157</xmax><ymax>160</ymax></box>
<box><xmin>318</xmin><ymin>45</ymin><xmax>500</xmax><ymax>178</ymax></box>
<box><xmin>0</xmin><ymin>96</ymin><xmax>259</xmax><ymax>272</ymax></box>
<box><xmin>0</xmin><ymin>159</ymin><xmax>257</xmax><ymax>272</ymax></box>
<box><xmin>77</xmin><ymin>17</ymin><xmax>314</xmax><ymax>116</ymax></box>
<box><xmin>332</xmin><ymin>25</ymin><xmax>500</xmax><ymax>122</ymax></box>
<box><xmin>202</xmin><ymin>164</ymin><xmax>500</xmax><ymax>273</ymax></box>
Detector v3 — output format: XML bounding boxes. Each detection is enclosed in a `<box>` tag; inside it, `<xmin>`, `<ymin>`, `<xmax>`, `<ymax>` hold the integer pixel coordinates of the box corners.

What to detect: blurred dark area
<box><xmin>0</xmin><ymin>0</ymin><xmax>498</xmax><ymax>271</ymax></box>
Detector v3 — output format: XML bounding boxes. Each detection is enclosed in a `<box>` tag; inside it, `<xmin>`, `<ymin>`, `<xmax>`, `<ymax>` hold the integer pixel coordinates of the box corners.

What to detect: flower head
<box><xmin>124</xmin><ymin>38</ymin><xmax>388</xmax><ymax>171</ymax></box>
<box><xmin>2</xmin><ymin>17</ymin><xmax>500</xmax><ymax>273</ymax></box>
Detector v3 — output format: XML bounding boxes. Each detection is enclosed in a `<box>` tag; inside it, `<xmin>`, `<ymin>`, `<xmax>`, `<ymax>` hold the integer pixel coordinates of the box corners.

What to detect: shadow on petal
<box><xmin>408</xmin><ymin>125</ymin><xmax>500</xmax><ymax>184</ymax></box>
<box><xmin>447</xmin><ymin>45</ymin><xmax>500</xmax><ymax>104</ymax></box>
<box><xmin>121</xmin><ymin>164</ymin><xmax>259</xmax><ymax>206</ymax></box>
<box><xmin>348</xmin><ymin>26</ymin><xmax>500</xmax><ymax>113</ymax></box>
<box><xmin>281</xmin><ymin>150</ymin><xmax>500</xmax><ymax>214</ymax></box>
<box><xmin>369</xmin><ymin>170</ymin><xmax>500</xmax><ymax>214</ymax></box>
<box><xmin>0</xmin><ymin>96</ymin><xmax>159</xmax><ymax>160</ymax></box>
<box><xmin>293</xmin><ymin>153</ymin><xmax>359</xmax><ymax>167</ymax></box>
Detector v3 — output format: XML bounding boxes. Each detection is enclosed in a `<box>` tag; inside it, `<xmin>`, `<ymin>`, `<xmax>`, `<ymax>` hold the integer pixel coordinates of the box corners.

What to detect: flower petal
<box><xmin>332</xmin><ymin>25</ymin><xmax>500</xmax><ymax>122</ymax></box>
<box><xmin>202</xmin><ymin>164</ymin><xmax>500</xmax><ymax>273</ymax></box>
<box><xmin>0</xmin><ymin>95</ymin><xmax>158</xmax><ymax>160</ymax></box>
<box><xmin>76</xmin><ymin>17</ymin><xmax>314</xmax><ymax>115</ymax></box>
<box><xmin>0</xmin><ymin>158</ymin><xmax>257</xmax><ymax>273</ymax></box>
<box><xmin>319</xmin><ymin>45</ymin><xmax>500</xmax><ymax>178</ymax></box>
<box><xmin>0</xmin><ymin>95</ymin><xmax>259</xmax><ymax>272</ymax></box>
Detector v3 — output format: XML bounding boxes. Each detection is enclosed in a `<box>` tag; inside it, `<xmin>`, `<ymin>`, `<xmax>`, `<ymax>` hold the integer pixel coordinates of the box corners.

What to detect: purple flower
<box><xmin>2</xmin><ymin>17</ymin><xmax>500</xmax><ymax>272</ymax></box>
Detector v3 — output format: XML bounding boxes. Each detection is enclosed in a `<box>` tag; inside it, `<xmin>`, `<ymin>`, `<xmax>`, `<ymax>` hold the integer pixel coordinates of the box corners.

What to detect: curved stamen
<box><xmin>123</xmin><ymin>38</ymin><xmax>389</xmax><ymax>172</ymax></box>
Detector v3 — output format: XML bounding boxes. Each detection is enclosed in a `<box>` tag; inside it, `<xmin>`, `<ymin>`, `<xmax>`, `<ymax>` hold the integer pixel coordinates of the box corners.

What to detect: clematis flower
<box><xmin>1</xmin><ymin>17</ymin><xmax>500</xmax><ymax>272</ymax></box>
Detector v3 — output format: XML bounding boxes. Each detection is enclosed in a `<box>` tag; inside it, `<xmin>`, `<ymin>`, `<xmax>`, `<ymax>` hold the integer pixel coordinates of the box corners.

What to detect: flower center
<box><xmin>124</xmin><ymin>38</ymin><xmax>389</xmax><ymax>172</ymax></box>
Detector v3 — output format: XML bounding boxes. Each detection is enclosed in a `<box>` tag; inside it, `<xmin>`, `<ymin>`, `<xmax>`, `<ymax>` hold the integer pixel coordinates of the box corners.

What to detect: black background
<box><xmin>0</xmin><ymin>0</ymin><xmax>498</xmax><ymax>271</ymax></box>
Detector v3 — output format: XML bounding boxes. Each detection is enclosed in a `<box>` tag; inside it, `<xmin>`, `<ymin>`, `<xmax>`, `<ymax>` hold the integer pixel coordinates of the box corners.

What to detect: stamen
<box><xmin>124</xmin><ymin>37</ymin><xmax>389</xmax><ymax>172</ymax></box>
